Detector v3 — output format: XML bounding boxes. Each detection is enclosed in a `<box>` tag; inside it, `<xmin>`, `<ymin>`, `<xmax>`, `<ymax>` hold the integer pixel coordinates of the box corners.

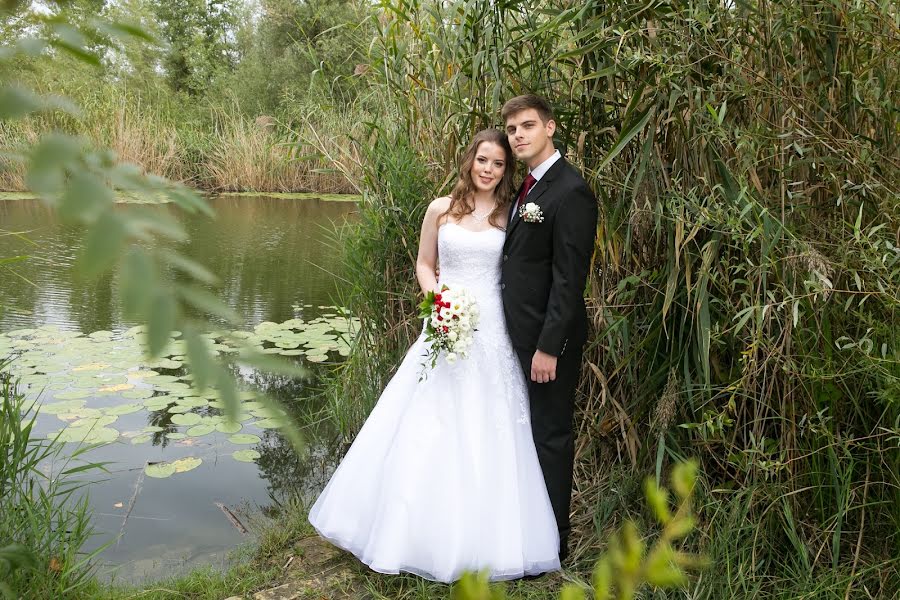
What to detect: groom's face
<box><xmin>505</xmin><ymin>108</ymin><xmax>556</xmax><ymax>169</ymax></box>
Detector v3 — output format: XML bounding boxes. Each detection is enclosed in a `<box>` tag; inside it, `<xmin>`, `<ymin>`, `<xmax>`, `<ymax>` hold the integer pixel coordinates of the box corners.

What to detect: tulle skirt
<box><xmin>308</xmin><ymin>324</ymin><xmax>560</xmax><ymax>583</ymax></box>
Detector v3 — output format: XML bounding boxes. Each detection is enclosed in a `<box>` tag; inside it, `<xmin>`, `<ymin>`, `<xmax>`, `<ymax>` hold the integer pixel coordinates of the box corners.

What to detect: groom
<box><xmin>499</xmin><ymin>94</ymin><xmax>598</xmax><ymax>563</ymax></box>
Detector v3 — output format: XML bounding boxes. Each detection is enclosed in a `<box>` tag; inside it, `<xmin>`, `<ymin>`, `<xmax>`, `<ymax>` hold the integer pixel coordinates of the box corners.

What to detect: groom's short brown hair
<box><xmin>501</xmin><ymin>94</ymin><xmax>554</xmax><ymax>124</ymax></box>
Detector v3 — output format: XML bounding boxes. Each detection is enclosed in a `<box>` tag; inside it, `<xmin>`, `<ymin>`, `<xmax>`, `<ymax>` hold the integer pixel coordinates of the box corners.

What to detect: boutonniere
<box><xmin>518</xmin><ymin>202</ymin><xmax>544</xmax><ymax>223</ymax></box>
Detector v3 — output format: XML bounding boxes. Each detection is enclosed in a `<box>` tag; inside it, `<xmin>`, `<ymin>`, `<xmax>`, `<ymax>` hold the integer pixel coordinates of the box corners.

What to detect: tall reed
<box><xmin>0</xmin><ymin>367</ymin><xmax>105</xmax><ymax>598</ymax></box>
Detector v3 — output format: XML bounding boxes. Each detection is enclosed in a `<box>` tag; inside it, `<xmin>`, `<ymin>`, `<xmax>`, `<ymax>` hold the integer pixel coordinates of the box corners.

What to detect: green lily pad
<box><xmin>105</xmin><ymin>403</ymin><xmax>143</xmax><ymax>416</ymax></box>
<box><xmin>175</xmin><ymin>397</ymin><xmax>208</xmax><ymax>408</ymax></box>
<box><xmin>171</xmin><ymin>413</ymin><xmax>201</xmax><ymax>426</ymax></box>
<box><xmin>145</xmin><ymin>462</ymin><xmax>176</xmax><ymax>478</ymax></box>
<box><xmin>143</xmin><ymin>374</ymin><xmax>178</xmax><ymax>383</ymax></box>
<box><xmin>57</xmin><ymin>407</ymin><xmax>103</xmax><ymax>420</ymax></box>
<box><xmin>142</xmin><ymin>426</ymin><xmax>165</xmax><ymax>433</ymax></box>
<box><xmin>185</xmin><ymin>424</ymin><xmax>215</xmax><ymax>437</ymax></box>
<box><xmin>52</xmin><ymin>390</ymin><xmax>92</xmax><ymax>401</ymax></box>
<box><xmin>215</xmin><ymin>421</ymin><xmax>242</xmax><ymax>434</ymax></box>
<box><xmin>144</xmin><ymin>398</ymin><xmax>172</xmax><ymax>410</ymax></box>
<box><xmin>228</xmin><ymin>433</ymin><xmax>261</xmax><ymax>445</ymax></box>
<box><xmin>121</xmin><ymin>388</ymin><xmax>155</xmax><ymax>399</ymax></box>
<box><xmin>41</xmin><ymin>400</ymin><xmax>87</xmax><ymax>414</ymax></box>
<box><xmin>305</xmin><ymin>354</ymin><xmax>328</xmax><ymax>363</ymax></box>
<box><xmin>71</xmin><ymin>415</ymin><xmax>118</xmax><ymax>428</ymax></box>
<box><xmin>253</xmin><ymin>418</ymin><xmax>285</xmax><ymax>429</ymax></box>
<box><xmin>171</xmin><ymin>457</ymin><xmax>202</xmax><ymax>473</ymax></box>
<box><xmin>51</xmin><ymin>426</ymin><xmax>118</xmax><ymax>444</ymax></box>
<box><xmin>131</xmin><ymin>434</ymin><xmax>152</xmax><ymax>445</ymax></box>
<box><xmin>167</xmin><ymin>404</ymin><xmax>193</xmax><ymax>414</ymax></box>
<box><xmin>232</xmin><ymin>449</ymin><xmax>261</xmax><ymax>463</ymax></box>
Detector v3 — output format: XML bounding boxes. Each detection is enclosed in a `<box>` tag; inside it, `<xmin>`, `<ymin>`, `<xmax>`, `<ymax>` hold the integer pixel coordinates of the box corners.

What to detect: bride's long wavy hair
<box><xmin>442</xmin><ymin>129</ymin><xmax>516</xmax><ymax>229</ymax></box>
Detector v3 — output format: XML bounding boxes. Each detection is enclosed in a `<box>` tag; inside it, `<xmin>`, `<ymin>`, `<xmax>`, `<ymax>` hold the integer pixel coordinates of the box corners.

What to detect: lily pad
<box><xmin>175</xmin><ymin>397</ymin><xmax>208</xmax><ymax>408</ymax></box>
<box><xmin>171</xmin><ymin>457</ymin><xmax>202</xmax><ymax>473</ymax></box>
<box><xmin>52</xmin><ymin>390</ymin><xmax>91</xmax><ymax>401</ymax></box>
<box><xmin>167</xmin><ymin>404</ymin><xmax>193</xmax><ymax>414</ymax></box>
<box><xmin>72</xmin><ymin>362</ymin><xmax>111</xmax><ymax>372</ymax></box>
<box><xmin>145</xmin><ymin>462</ymin><xmax>176</xmax><ymax>478</ymax></box>
<box><xmin>144</xmin><ymin>398</ymin><xmax>172</xmax><ymax>410</ymax></box>
<box><xmin>215</xmin><ymin>421</ymin><xmax>242</xmax><ymax>434</ymax></box>
<box><xmin>57</xmin><ymin>407</ymin><xmax>103</xmax><ymax>420</ymax></box>
<box><xmin>228</xmin><ymin>433</ymin><xmax>261</xmax><ymax>445</ymax></box>
<box><xmin>142</xmin><ymin>425</ymin><xmax>165</xmax><ymax>433</ymax></box>
<box><xmin>171</xmin><ymin>413</ymin><xmax>201</xmax><ymax>426</ymax></box>
<box><xmin>105</xmin><ymin>403</ymin><xmax>143</xmax><ymax>416</ymax></box>
<box><xmin>253</xmin><ymin>418</ymin><xmax>285</xmax><ymax>429</ymax></box>
<box><xmin>232</xmin><ymin>449</ymin><xmax>261</xmax><ymax>463</ymax></box>
<box><xmin>51</xmin><ymin>426</ymin><xmax>118</xmax><ymax>444</ymax></box>
<box><xmin>131</xmin><ymin>434</ymin><xmax>152</xmax><ymax>445</ymax></box>
<box><xmin>121</xmin><ymin>388</ymin><xmax>155</xmax><ymax>399</ymax></box>
<box><xmin>185</xmin><ymin>424</ymin><xmax>215</xmax><ymax>437</ymax></box>
<box><xmin>98</xmin><ymin>383</ymin><xmax>134</xmax><ymax>394</ymax></box>
<box><xmin>143</xmin><ymin>374</ymin><xmax>178</xmax><ymax>383</ymax></box>
<box><xmin>71</xmin><ymin>415</ymin><xmax>118</xmax><ymax>428</ymax></box>
<box><xmin>41</xmin><ymin>400</ymin><xmax>87</xmax><ymax>414</ymax></box>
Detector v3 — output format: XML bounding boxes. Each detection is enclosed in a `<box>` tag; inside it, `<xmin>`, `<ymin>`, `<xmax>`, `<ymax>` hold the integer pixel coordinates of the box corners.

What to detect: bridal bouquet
<box><xmin>417</xmin><ymin>284</ymin><xmax>479</xmax><ymax>371</ymax></box>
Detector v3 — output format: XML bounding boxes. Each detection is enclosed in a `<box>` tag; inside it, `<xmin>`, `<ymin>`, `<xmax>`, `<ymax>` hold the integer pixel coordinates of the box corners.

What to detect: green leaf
<box><xmin>0</xmin><ymin>85</ymin><xmax>41</xmax><ymax>119</ymax></box>
<box><xmin>26</xmin><ymin>134</ymin><xmax>82</xmax><ymax>197</ymax></box>
<box><xmin>147</xmin><ymin>292</ymin><xmax>177</xmax><ymax>357</ymax></box>
<box><xmin>597</xmin><ymin>105</ymin><xmax>653</xmax><ymax>171</ymax></box>
<box><xmin>559</xmin><ymin>584</ymin><xmax>586</xmax><ymax>600</ymax></box>
<box><xmin>159</xmin><ymin>249</ymin><xmax>219</xmax><ymax>285</ymax></box>
<box><xmin>184</xmin><ymin>328</ymin><xmax>213</xmax><ymax>391</ymax></box>
<box><xmin>93</xmin><ymin>19</ymin><xmax>158</xmax><ymax>43</ymax></box>
<box><xmin>58</xmin><ymin>170</ymin><xmax>114</xmax><ymax>224</ymax></box>
<box><xmin>120</xmin><ymin>247</ymin><xmax>156</xmax><ymax>318</ymax></box>
<box><xmin>177</xmin><ymin>284</ymin><xmax>240</xmax><ymax>324</ymax></box>
<box><xmin>80</xmin><ymin>212</ymin><xmax>127</xmax><ymax>278</ymax></box>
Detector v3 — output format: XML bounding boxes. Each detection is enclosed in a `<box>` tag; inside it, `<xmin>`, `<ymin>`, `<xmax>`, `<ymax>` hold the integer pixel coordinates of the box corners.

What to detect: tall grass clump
<box><xmin>318</xmin><ymin>1</ymin><xmax>900</xmax><ymax>596</ymax></box>
<box><xmin>0</xmin><ymin>367</ymin><xmax>104</xmax><ymax>598</ymax></box>
<box><xmin>0</xmin><ymin>64</ymin><xmax>358</xmax><ymax>193</ymax></box>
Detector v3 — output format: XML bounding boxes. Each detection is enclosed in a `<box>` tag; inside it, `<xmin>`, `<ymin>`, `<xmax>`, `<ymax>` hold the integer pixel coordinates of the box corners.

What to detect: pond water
<box><xmin>0</xmin><ymin>194</ymin><xmax>358</xmax><ymax>582</ymax></box>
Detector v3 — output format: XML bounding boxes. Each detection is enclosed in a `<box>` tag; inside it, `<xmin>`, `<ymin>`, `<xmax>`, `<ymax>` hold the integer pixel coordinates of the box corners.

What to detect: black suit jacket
<box><xmin>500</xmin><ymin>157</ymin><xmax>598</xmax><ymax>356</ymax></box>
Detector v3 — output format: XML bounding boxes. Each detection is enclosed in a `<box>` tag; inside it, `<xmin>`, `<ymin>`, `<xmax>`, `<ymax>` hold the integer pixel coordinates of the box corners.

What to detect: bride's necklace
<box><xmin>471</xmin><ymin>202</ymin><xmax>496</xmax><ymax>223</ymax></box>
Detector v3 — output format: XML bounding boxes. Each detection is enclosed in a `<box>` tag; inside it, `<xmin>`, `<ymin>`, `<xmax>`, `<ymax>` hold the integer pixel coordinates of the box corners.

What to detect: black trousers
<box><xmin>514</xmin><ymin>341</ymin><xmax>584</xmax><ymax>560</ymax></box>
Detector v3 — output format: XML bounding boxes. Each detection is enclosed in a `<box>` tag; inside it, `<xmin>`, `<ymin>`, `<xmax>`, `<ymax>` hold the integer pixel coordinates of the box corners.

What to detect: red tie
<box><xmin>513</xmin><ymin>173</ymin><xmax>536</xmax><ymax>220</ymax></box>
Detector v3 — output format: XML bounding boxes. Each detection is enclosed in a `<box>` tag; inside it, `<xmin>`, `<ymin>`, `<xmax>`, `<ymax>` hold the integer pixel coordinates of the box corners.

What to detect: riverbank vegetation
<box><xmin>0</xmin><ymin>0</ymin><xmax>369</xmax><ymax>193</ymax></box>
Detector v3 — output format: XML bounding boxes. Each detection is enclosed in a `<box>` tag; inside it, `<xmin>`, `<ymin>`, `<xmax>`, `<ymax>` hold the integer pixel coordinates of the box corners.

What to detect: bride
<box><xmin>308</xmin><ymin>129</ymin><xmax>560</xmax><ymax>583</ymax></box>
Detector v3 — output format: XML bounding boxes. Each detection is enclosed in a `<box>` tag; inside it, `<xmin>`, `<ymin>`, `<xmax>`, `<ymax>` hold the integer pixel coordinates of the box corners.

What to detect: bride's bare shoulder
<box><xmin>428</xmin><ymin>196</ymin><xmax>452</xmax><ymax>212</ymax></box>
<box><xmin>425</xmin><ymin>196</ymin><xmax>453</xmax><ymax>225</ymax></box>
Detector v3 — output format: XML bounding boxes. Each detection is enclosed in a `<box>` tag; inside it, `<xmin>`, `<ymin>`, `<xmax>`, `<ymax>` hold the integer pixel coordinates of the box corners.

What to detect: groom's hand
<box><xmin>531</xmin><ymin>350</ymin><xmax>558</xmax><ymax>383</ymax></box>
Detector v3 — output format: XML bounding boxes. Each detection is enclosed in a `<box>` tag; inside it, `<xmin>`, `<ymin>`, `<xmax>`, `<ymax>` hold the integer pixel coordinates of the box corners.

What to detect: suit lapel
<box><xmin>505</xmin><ymin>158</ymin><xmax>567</xmax><ymax>243</ymax></box>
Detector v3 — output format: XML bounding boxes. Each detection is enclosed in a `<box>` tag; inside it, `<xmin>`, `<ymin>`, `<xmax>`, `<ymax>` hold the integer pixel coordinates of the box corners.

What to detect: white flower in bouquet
<box><xmin>417</xmin><ymin>284</ymin><xmax>480</xmax><ymax>377</ymax></box>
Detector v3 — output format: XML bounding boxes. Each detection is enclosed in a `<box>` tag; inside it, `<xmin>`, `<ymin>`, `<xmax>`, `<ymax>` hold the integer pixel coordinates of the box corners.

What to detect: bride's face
<box><xmin>469</xmin><ymin>141</ymin><xmax>507</xmax><ymax>195</ymax></box>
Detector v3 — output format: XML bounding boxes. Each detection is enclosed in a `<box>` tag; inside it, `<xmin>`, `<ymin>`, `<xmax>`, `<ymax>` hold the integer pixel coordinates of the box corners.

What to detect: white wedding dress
<box><xmin>308</xmin><ymin>222</ymin><xmax>560</xmax><ymax>582</ymax></box>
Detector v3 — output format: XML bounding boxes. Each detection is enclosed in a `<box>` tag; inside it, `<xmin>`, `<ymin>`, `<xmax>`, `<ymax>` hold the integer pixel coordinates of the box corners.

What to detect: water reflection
<box><xmin>0</xmin><ymin>195</ymin><xmax>355</xmax><ymax>332</ymax></box>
